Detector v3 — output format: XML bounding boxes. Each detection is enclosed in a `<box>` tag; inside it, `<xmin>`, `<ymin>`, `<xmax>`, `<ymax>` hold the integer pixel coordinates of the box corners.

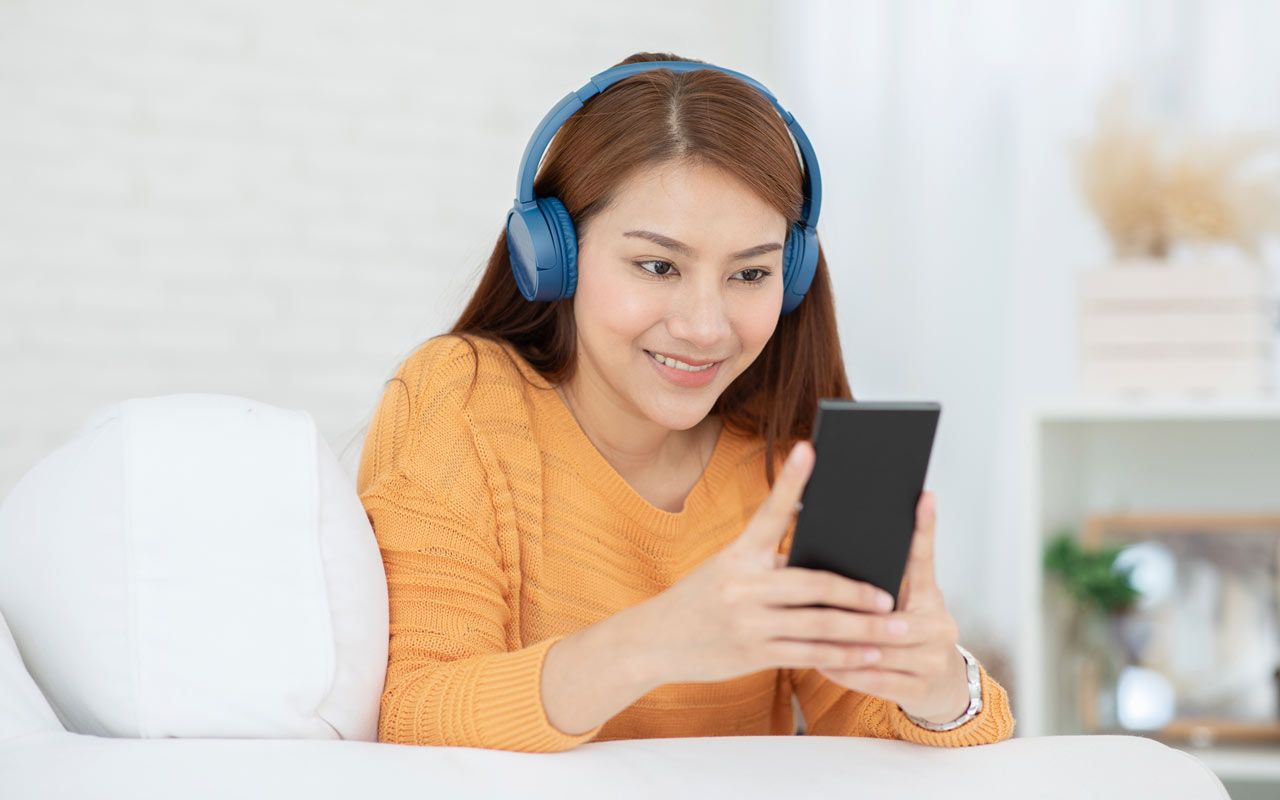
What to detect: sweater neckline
<box><xmin>538</xmin><ymin>381</ymin><xmax>747</xmax><ymax>535</ymax></box>
<box><xmin>492</xmin><ymin>337</ymin><xmax>750</xmax><ymax>534</ymax></box>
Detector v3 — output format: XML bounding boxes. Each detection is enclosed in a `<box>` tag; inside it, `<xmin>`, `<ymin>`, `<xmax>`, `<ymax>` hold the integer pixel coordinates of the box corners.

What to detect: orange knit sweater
<box><xmin>356</xmin><ymin>334</ymin><xmax>1016</xmax><ymax>753</ymax></box>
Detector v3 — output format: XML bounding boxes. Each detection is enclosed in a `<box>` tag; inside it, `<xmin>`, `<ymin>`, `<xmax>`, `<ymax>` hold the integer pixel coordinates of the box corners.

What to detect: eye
<box><xmin>635</xmin><ymin>259</ymin><xmax>677</xmax><ymax>279</ymax></box>
<box><xmin>633</xmin><ymin>260</ymin><xmax>774</xmax><ymax>285</ymax></box>
<box><xmin>736</xmin><ymin>268</ymin><xmax>772</xmax><ymax>284</ymax></box>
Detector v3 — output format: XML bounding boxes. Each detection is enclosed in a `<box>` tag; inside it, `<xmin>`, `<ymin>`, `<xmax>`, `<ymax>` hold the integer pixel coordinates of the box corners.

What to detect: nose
<box><xmin>666</xmin><ymin>274</ymin><xmax>731</xmax><ymax>352</ymax></box>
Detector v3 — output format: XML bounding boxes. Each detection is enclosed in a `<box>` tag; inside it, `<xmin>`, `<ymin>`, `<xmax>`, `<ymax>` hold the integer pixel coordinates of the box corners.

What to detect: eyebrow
<box><xmin>622</xmin><ymin>229</ymin><xmax>783</xmax><ymax>260</ymax></box>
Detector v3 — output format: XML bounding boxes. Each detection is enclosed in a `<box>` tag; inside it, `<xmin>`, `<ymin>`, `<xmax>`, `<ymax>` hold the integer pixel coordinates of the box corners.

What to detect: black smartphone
<box><xmin>785</xmin><ymin>399</ymin><xmax>942</xmax><ymax>612</ymax></box>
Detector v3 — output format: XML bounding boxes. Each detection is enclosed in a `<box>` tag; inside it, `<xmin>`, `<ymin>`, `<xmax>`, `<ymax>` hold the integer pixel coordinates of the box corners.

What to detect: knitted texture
<box><xmin>356</xmin><ymin>334</ymin><xmax>1016</xmax><ymax>752</ymax></box>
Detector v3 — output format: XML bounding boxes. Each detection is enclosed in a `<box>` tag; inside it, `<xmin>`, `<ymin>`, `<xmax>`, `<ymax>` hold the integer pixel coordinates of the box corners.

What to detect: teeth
<box><xmin>648</xmin><ymin>350</ymin><xmax>716</xmax><ymax>372</ymax></box>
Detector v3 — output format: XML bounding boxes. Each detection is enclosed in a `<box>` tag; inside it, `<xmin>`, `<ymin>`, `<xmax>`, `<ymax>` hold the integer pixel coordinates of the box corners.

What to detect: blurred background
<box><xmin>2</xmin><ymin>0</ymin><xmax>1279</xmax><ymax>794</ymax></box>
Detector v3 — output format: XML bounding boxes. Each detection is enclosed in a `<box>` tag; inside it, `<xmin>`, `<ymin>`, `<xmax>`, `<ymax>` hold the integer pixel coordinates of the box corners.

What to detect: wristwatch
<box><xmin>901</xmin><ymin>643</ymin><xmax>984</xmax><ymax>731</ymax></box>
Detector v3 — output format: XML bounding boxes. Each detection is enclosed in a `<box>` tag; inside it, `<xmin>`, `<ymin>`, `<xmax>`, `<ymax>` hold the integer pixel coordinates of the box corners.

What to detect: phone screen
<box><xmin>784</xmin><ymin>400</ymin><xmax>941</xmax><ymax>611</ymax></box>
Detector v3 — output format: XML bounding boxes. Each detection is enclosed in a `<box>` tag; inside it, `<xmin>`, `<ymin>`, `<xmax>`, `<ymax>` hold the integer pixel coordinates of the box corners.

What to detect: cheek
<box><xmin>576</xmin><ymin>259</ymin><xmax>666</xmax><ymax>342</ymax></box>
<box><xmin>731</xmin><ymin>294</ymin><xmax>783</xmax><ymax>357</ymax></box>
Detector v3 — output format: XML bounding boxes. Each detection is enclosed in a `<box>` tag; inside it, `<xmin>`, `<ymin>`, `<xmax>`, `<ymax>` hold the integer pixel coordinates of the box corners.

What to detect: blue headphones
<box><xmin>505</xmin><ymin>60</ymin><xmax>823</xmax><ymax>315</ymax></box>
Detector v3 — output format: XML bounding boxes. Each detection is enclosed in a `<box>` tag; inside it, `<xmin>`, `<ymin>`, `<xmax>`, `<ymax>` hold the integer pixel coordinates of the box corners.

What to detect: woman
<box><xmin>356</xmin><ymin>51</ymin><xmax>1015</xmax><ymax>753</ymax></box>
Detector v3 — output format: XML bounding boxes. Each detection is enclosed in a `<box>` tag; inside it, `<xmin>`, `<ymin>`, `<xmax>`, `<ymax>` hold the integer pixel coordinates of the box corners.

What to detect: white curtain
<box><xmin>774</xmin><ymin>0</ymin><xmax>1280</xmax><ymax>677</ymax></box>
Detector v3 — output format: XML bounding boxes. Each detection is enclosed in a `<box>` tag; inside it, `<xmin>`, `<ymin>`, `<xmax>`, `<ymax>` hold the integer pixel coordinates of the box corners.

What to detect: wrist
<box><xmin>901</xmin><ymin>643</ymin><xmax>984</xmax><ymax>730</ymax></box>
<box><xmin>913</xmin><ymin>648</ymin><xmax>970</xmax><ymax>722</ymax></box>
<box><xmin>597</xmin><ymin>604</ymin><xmax>667</xmax><ymax>692</ymax></box>
<box><xmin>910</xmin><ymin>689</ymin><xmax>970</xmax><ymax>725</ymax></box>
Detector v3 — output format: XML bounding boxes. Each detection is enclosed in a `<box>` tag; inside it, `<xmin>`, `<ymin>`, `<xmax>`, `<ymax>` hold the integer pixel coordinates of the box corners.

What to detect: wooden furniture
<box><xmin>1020</xmin><ymin>400</ymin><xmax>1280</xmax><ymax>791</ymax></box>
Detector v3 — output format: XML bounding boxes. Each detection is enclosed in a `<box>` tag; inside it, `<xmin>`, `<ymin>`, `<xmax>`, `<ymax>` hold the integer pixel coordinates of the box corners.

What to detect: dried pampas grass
<box><xmin>1074</xmin><ymin>85</ymin><xmax>1280</xmax><ymax>260</ymax></box>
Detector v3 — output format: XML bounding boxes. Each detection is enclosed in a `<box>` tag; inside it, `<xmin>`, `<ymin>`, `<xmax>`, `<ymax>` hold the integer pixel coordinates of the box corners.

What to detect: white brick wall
<box><xmin>0</xmin><ymin>0</ymin><xmax>780</xmax><ymax>493</ymax></box>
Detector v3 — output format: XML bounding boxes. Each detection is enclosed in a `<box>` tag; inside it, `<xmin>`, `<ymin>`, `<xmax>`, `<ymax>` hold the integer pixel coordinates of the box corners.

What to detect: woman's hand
<box><xmin>626</xmin><ymin>441</ymin><xmax>970</xmax><ymax>726</ymax></box>
<box><xmin>627</xmin><ymin>440</ymin><xmax>905</xmax><ymax>685</ymax></box>
<box><xmin>815</xmin><ymin>490</ymin><xmax>971</xmax><ymax>724</ymax></box>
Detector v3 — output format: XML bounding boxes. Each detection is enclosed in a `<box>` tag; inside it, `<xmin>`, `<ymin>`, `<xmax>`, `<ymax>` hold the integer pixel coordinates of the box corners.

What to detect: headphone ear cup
<box><xmin>780</xmin><ymin>222</ymin><xmax>818</xmax><ymax>315</ymax></box>
<box><xmin>538</xmin><ymin>197</ymin><xmax>579</xmax><ymax>300</ymax></box>
<box><xmin>506</xmin><ymin>203</ymin><xmax>549</xmax><ymax>301</ymax></box>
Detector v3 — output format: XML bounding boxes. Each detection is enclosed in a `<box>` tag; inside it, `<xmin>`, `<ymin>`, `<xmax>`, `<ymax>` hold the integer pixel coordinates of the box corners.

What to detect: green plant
<box><xmin>1043</xmin><ymin>530</ymin><xmax>1142</xmax><ymax>616</ymax></box>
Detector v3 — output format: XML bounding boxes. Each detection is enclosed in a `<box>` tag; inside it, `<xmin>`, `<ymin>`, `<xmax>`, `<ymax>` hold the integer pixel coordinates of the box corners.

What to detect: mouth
<box><xmin>644</xmin><ymin>349</ymin><xmax>724</xmax><ymax>387</ymax></box>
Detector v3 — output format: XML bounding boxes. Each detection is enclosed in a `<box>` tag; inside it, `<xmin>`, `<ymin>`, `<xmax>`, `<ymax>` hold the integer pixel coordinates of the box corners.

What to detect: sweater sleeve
<box><xmin>356</xmin><ymin>337</ymin><xmax>604</xmax><ymax>752</ymax></box>
<box><xmin>789</xmin><ymin>662</ymin><xmax>1016</xmax><ymax>746</ymax></box>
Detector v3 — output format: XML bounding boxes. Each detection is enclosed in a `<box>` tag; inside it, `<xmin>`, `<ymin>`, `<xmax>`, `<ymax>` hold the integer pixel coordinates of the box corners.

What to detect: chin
<box><xmin>640</xmin><ymin>395</ymin><xmax>719</xmax><ymax>432</ymax></box>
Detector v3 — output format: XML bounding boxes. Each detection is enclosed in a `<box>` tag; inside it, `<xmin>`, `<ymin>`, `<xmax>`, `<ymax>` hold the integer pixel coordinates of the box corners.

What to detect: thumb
<box><xmin>901</xmin><ymin>490</ymin><xmax>941</xmax><ymax>609</ymax></box>
<box><xmin>737</xmin><ymin>440</ymin><xmax>814</xmax><ymax>554</ymax></box>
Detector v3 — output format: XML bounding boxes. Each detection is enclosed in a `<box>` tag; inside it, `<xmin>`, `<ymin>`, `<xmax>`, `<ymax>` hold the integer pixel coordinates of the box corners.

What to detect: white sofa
<box><xmin>0</xmin><ymin>394</ymin><xmax>1229</xmax><ymax>799</ymax></box>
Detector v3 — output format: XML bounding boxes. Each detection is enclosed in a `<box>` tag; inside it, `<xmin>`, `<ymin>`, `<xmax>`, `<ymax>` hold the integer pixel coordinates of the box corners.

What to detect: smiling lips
<box><xmin>645</xmin><ymin>349</ymin><xmax>723</xmax><ymax>388</ymax></box>
<box><xmin>645</xmin><ymin>349</ymin><xmax>721</xmax><ymax>369</ymax></box>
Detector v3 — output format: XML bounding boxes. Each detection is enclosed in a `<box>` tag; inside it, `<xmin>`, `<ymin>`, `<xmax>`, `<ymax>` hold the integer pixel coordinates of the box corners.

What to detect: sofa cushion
<box><xmin>0</xmin><ymin>394</ymin><xmax>388</xmax><ymax>740</ymax></box>
<box><xmin>0</xmin><ymin>608</ymin><xmax>65</xmax><ymax>740</ymax></box>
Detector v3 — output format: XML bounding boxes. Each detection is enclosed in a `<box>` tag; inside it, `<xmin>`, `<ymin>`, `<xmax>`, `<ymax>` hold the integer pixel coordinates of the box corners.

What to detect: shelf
<box><xmin>1016</xmin><ymin>397</ymin><xmax>1280</xmax><ymax>754</ymax></box>
<box><xmin>1034</xmin><ymin>397</ymin><xmax>1280</xmax><ymax>422</ymax></box>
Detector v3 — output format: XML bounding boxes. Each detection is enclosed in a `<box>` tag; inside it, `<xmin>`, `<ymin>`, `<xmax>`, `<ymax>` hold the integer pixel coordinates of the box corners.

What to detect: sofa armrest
<box><xmin>0</xmin><ymin>731</ymin><xmax>1228</xmax><ymax>799</ymax></box>
<box><xmin>0</xmin><ymin>611</ymin><xmax>65</xmax><ymax>741</ymax></box>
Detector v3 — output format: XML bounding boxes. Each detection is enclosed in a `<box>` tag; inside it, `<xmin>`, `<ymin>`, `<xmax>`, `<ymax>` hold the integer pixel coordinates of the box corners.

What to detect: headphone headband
<box><xmin>505</xmin><ymin>59</ymin><xmax>822</xmax><ymax>314</ymax></box>
<box><xmin>512</xmin><ymin>60</ymin><xmax>822</xmax><ymax>230</ymax></box>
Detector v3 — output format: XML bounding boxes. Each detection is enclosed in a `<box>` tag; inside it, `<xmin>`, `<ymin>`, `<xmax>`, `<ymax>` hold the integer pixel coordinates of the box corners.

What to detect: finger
<box><xmin>768</xmin><ymin>639</ymin><xmax>889</xmax><ymax>670</ymax></box>
<box><xmin>737</xmin><ymin>440</ymin><xmax>814</xmax><ymax>552</ymax></box>
<box><xmin>756</xmin><ymin>567</ymin><xmax>895</xmax><ymax>614</ymax></box>
<box><xmin>818</xmin><ymin>641</ymin><xmax>927</xmax><ymax>676</ymax></box>
<box><xmin>909</xmin><ymin>491</ymin><xmax>937</xmax><ymax>566</ymax></box>
<box><xmin>903</xmin><ymin>491</ymin><xmax>940</xmax><ymax>606</ymax></box>
<box><xmin>817</xmin><ymin>667</ymin><xmax>926</xmax><ymax>698</ymax></box>
<box><xmin>763</xmin><ymin>607</ymin><xmax>927</xmax><ymax>646</ymax></box>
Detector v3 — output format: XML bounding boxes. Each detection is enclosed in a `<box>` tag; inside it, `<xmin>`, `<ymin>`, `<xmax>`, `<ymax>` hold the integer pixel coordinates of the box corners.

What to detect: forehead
<box><xmin>600</xmin><ymin>161</ymin><xmax>785</xmax><ymax>238</ymax></box>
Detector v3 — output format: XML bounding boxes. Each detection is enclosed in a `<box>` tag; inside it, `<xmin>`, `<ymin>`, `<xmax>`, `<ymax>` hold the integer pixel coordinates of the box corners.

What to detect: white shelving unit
<box><xmin>1016</xmin><ymin>397</ymin><xmax>1280</xmax><ymax>789</ymax></box>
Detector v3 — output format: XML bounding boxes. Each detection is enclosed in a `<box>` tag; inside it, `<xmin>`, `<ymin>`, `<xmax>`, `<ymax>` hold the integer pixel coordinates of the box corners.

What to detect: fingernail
<box><xmin>877</xmin><ymin>593</ymin><xmax>894</xmax><ymax>611</ymax></box>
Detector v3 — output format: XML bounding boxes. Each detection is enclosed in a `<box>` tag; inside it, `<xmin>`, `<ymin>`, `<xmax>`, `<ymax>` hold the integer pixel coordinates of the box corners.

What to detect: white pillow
<box><xmin>0</xmin><ymin>394</ymin><xmax>389</xmax><ymax>740</ymax></box>
<box><xmin>0</xmin><ymin>608</ymin><xmax>65</xmax><ymax>740</ymax></box>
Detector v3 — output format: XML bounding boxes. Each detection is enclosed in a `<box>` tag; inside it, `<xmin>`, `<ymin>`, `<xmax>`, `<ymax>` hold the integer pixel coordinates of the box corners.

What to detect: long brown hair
<box><xmin>368</xmin><ymin>51</ymin><xmax>853</xmax><ymax>487</ymax></box>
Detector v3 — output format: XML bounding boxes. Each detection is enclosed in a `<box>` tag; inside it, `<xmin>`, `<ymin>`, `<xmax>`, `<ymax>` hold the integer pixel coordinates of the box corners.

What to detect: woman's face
<box><xmin>571</xmin><ymin>159</ymin><xmax>788</xmax><ymax>432</ymax></box>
